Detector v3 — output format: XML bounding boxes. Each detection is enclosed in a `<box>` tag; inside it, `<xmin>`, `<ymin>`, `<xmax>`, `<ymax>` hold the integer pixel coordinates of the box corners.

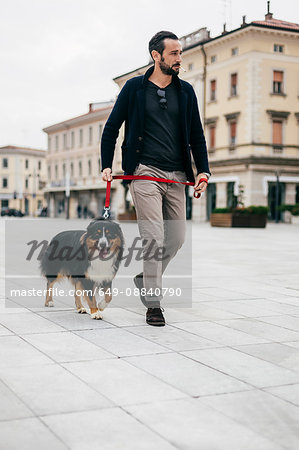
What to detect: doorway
<box><xmin>268</xmin><ymin>182</ymin><xmax>285</xmax><ymax>221</ymax></box>
<box><xmin>206</xmin><ymin>183</ymin><xmax>216</xmax><ymax>220</ymax></box>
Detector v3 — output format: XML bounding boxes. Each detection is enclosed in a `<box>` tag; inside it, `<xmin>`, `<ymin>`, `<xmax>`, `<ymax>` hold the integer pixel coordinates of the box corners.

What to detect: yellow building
<box><xmin>0</xmin><ymin>145</ymin><xmax>47</xmax><ymax>216</ymax></box>
<box><xmin>43</xmin><ymin>102</ymin><xmax>124</xmax><ymax>219</ymax></box>
<box><xmin>113</xmin><ymin>9</ymin><xmax>299</xmax><ymax>221</ymax></box>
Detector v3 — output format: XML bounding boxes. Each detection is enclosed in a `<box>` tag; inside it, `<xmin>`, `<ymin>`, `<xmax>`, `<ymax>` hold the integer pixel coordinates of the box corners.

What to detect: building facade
<box><xmin>113</xmin><ymin>10</ymin><xmax>299</xmax><ymax>221</ymax></box>
<box><xmin>43</xmin><ymin>102</ymin><xmax>125</xmax><ymax>219</ymax></box>
<box><xmin>0</xmin><ymin>145</ymin><xmax>47</xmax><ymax>215</ymax></box>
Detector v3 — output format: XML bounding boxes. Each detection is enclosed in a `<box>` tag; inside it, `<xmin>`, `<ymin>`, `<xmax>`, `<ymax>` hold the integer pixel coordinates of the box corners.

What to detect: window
<box><xmin>296</xmin><ymin>185</ymin><xmax>299</xmax><ymax>204</ymax></box>
<box><xmin>63</xmin><ymin>133</ymin><xmax>67</xmax><ymax>149</ymax></box>
<box><xmin>98</xmin><ymin>124</ymin><xmax>103</xmax><ymax>142</ymax></box>
<box><xmin>273</xmin><ymin>71</ymin><xmax>283</xmax><ymax>94</ymax></box>
<box><xmin>274</xmin><ymin>44</ymin><xmax>284</xmax><ymax>53</ymax></box>
<box><xmin>79</xmin><ymin>129</ymin><xmax>83</xmax><ymax>147</ymax></box>
<box><xmin>63</xmin><ymin>163</ymin><xmax>66</xmax><ymax>177</ymax></box>
<box><xmin>55</xmin><ymin>135</ymin><xmax>59</xmax><ymax>151</ymax></box>
<box><xmin>2</xmin><ymin>178</ymin><xmax>8</xmax><ymax>188</ymax></box>
<box><xmin>70</xmin><ymin>162</ymin><xmax>74</xmax><ymax>177</ymax></box>
<box><xmin>79</xmin><ymin>160</ymin><xmax>82</xmax><ymax>176</ymax></box>
<box><xmin>48</xmin><ymin>166</ymin><xmax>51</xmax><ymax>180</ymax></box>
<box><xmin>211</xmin><ymin>55</ymin><xmax>217</xmax><ymax>63</ymax></box>
<box><xmin>2</xmin><ymin>158</ymin><xmax>8</xmax><ymax>168</ymax></box>
<box><xmin>188</xmin><ymin>63</ymin><xmax>193</xmax><ymax>71</ymax></box>
<box><xmin>232</xmin><ymin>47</ymin><xmax>238</xmax><ymax>56</ymax></box>
<box><xmin>48</xmin><ymin>137</ymin><xmax>51</xmax><ymax>151</ymax></box>
<box><xmin>25</xmin><ymin>159</ymin><xmax>29</xmax><ymax>169</ymax></box>
<box><xmin>209</xmin><ymin>125</ymin><xmax>216</xmax><ymax>151</ymax></box>
<box><xmin>55</xmin><ymin>165</ymin><xmax>58</xmax><ymax>179</ymax></box>
<box><xmin>38</xmin><ymin>160</ymin><xmax>41</xmax><ymax>170</ymax></box>
<box><xmin>230</xmin><ymin>121</ymin><xmax>237</xmax><ymax>147</ymax></box>
<box><xmin>230</xmin><ymin>73</ymin><xmax>238</xmax><ymax>96</ymax></box>
<box><xmin>88</xmin><ymin>159</ymin><xmax>92</xmax><ymax>175</ymax></box>
<box><xmin>25</xmin><ymin>178</ymin><xmax>28</xmax><ymax>189</ymax></box>
<box><xmin>71</xmin><ymin>131</ymin><xmax>75</xmax><ymax>148</ymax></box>
<box><xmin>210</xmin><ymin>80</ymin><xmax>216</xmax><ymax>101</ymax></box>
<box><xmin>89</xmin><ymin>126</ymin><xmax>93</xmax><ymax>145</ymax></box>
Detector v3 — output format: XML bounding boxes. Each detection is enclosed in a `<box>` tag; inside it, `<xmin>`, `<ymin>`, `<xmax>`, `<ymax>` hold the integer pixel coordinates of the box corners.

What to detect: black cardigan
<box><xmin>101</xmin><ymin>66</ymin><xmax>210</xmax><ymax>183</ymax></box>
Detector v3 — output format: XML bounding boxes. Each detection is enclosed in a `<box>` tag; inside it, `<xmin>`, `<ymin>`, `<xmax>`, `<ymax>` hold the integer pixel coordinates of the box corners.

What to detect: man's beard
<box><xmin>159</xmin><ymin>57</ymin><xmax>179</xmax><ymax>76</ymax></box>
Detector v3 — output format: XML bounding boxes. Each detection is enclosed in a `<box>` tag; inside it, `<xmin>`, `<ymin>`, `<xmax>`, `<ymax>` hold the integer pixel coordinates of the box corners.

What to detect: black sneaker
<box><xmin>146</xmin><ymin>307</ymin><xmax>165</xmax><ymax>327</ymax></box>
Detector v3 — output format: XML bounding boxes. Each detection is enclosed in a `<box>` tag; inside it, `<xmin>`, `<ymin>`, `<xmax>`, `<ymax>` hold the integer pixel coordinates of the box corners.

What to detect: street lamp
<box><xmin>275</xmin><ymin>170</ymin><xmax>280</xmax><ymax>224</ymax></box>
<box><xmin>28</xmin><ymin>170</ymin><xmax>40</xmax><ymax>216</ymax></box>
<box><xmin>65</xmin><ymin>125</ymin><xmax>70</xmax><ymax>220</ymax></box>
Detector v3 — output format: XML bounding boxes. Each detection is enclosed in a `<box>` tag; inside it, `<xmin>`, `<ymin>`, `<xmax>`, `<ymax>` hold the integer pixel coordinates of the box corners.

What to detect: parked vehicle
<box><xmin>1</xmin><ymin>208</ymin><xmax>24</xmax><ymax>217</ymax></box>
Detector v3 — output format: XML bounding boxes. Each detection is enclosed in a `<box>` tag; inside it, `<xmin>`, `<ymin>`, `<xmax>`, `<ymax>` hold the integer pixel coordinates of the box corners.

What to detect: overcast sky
<box><xmin>1</xmin><ymin>0</ymin><xmax>298</xmax><ymax>150</ymax></box>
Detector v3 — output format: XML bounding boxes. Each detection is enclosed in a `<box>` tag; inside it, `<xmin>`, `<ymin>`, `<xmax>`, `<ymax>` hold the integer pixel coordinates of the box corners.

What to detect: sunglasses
<box><xmin>157</xmin><ymin>89</ymin><xmax>167</xmax><ymax>110</ymax></box>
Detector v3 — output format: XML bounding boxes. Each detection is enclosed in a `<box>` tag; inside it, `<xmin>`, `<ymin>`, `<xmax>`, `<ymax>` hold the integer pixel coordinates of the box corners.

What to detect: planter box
<box><xmin>210</xmin><ymin>213</ymin><xmax>233</xmax><ymax>227</ymax></box>
<box><xmin>211</xmin><ymin>213</ymin><xmax>267</xmax><ymax>228</ymax></box>
<box><xmin>291</xmin><ymin>215</ymin><xmax>299</xmax><ymax>225</ymax></box>
<box><xmin>118</xmin><ymin>211</ymin><xmax>137</xmax><ymax>221</ymax></box>
<box><xmin>232</xmin><ymin>214</ymin><xmax>267</xmax><ymax>228</ymax></box>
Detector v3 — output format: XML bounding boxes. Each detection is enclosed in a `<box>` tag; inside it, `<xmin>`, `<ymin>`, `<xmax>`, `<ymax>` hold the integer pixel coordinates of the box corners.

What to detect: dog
<box><xmin>40</xmin><ymin>217</ymin><xmax>124</xmax><ymax>319</ymax></box>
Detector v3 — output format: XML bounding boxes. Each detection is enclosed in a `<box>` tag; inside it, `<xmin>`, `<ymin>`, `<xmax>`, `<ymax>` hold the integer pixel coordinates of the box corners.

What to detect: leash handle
<box><xmin>104</xmin><ymin>175</ymin><xmax>208</xmax><ymax>214</ymax></box>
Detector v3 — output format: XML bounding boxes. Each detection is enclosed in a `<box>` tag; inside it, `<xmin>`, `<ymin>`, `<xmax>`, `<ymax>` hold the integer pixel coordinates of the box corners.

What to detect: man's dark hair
<box><xmin>148</xmin><ymin>31</ymin><xmax>179</xmax><ymax>60</ymax></box>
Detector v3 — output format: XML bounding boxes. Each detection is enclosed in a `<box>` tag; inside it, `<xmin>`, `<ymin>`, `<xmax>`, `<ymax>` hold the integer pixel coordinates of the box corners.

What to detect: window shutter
<box><xmin>231</xmin><ymin>73</ymin><xmax>237</xmax><ymax>85</ymax></box>
<box><xmin>211</xmin><ymin>80</ymin><xmax>216</xmax><ymax>91</ymax></box>
<box><xmin>273</xmin><ymin>71</ymin><xmax>283</xmax><ymax>82</ymax></box>
<box><xmin>230</xmin><ymin>122</ymin><xmax>236</xmax><ymax>137</ymax></box>
<box><xmin>273</xmin><ymin>121</ymin><xmax>282</xmax><ymax>145</ymax></box>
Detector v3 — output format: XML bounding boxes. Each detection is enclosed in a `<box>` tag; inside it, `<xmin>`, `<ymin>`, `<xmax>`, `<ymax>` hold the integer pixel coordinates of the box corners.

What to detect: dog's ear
<box><xmin>80</xmin><ymin>232</ymin><xmax>87</xmax><ymax>245</ymax></box>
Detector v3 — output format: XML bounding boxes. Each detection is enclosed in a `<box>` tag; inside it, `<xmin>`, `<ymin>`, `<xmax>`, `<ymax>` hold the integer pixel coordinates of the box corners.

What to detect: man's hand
<box><xmin>193</xmin><ymin>173</ymin><xmax>208</xmax><ymax>197</ymax></box>
<box><xmin>102</xmin><ymin>168</ymin><xmax>113</xmax><ymax>182</ymax></box>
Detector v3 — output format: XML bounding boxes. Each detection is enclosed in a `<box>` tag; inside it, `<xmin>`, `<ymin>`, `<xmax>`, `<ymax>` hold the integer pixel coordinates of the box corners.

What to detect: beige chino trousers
<box><xmin>129</xmin><ymin>163</ymin><xmax>187</xmax><ymax>307</ymax></box>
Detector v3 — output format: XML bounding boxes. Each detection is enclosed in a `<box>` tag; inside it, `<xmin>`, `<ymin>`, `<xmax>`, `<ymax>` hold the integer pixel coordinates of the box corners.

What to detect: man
<box><xmin>101</xmin><ymin>31</ymin><xmax>210</xmax><ymax>326</ymax></box>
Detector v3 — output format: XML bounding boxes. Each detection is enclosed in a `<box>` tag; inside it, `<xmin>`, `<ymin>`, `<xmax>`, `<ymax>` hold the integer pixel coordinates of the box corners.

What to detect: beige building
<box><xmin>43</xmin><ymin>102</ymin><xmax>125</xmax><ymax>219</ymax></box>
<box><xmin>0</xmin><ymin>145</ymin><xmax>47</xmax><ymax>216</ymax></box>
<box><xmin>113</xmin><ymin>9</ymin><xmax>299</xmax><ymax>221</ymax></box>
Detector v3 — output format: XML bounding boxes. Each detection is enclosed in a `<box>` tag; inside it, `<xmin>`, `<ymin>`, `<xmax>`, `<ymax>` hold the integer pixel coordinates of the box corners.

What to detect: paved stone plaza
<box><xmin>0</xmin><ymin>218</ymin><xmax>299</xmax><ymax>449</ymax></box>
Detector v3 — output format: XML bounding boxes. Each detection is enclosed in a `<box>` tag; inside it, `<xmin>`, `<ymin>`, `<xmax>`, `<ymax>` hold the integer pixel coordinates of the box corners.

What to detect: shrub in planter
<box><xmin>278</xmin><ymin>204</ymin><xmax>296</xmax><ymax>213</ymax></box>
<box><xmin>278</xmin><ymin>204</ymin><xmax>296</xmax><ymax>223</ymax></box>
<box><xmin>291</xmin><ymin>205</ymin><xmax>299</xmax><ymax>216</ymax></box>
<box><xmin>279</xmin><ymin>204</ymin><xmax>299</xmax><ymax>224</ymax></box>
<box><xmin>291</xmin><ymin>205</ymin><xmax>299</xmax><ymax>225</ymax></box>
<box><xmin>211</xmin><ymin>206</ymin><xmax>269</xmax><ymax>228</ymax></box>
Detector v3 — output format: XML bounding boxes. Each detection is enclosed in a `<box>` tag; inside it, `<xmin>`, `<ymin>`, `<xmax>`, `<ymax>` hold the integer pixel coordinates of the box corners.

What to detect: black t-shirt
<box><xmin>140</xmin><ymin>80</ymin><xmax>184</xmax><ymax>171</ymax></box>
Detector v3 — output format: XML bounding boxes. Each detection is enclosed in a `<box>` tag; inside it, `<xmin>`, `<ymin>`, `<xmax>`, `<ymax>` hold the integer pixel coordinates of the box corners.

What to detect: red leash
<box><xmin>103</xmin><ymin>175</ymin><xmax>208</xmax><ymax>219</ymax></box>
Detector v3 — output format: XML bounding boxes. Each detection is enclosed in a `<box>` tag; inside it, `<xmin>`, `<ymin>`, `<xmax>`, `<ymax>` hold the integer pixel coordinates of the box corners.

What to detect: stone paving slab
<box><xmin>1</xmin><ymin>220</ymin><xmax>299</xmax><ymax>449</ymax></box>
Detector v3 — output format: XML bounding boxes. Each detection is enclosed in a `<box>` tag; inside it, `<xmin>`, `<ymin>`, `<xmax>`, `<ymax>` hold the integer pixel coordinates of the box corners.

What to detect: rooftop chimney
<box><xmin>222</xmin><ymin>23</ymin><xmax>227</xmax><ymax>35</ymax></box>
<box><xmin>265</xmin><ymin>1</ymin><xmax>273</xmax><ymax>21</ymax></box>
<box><xmin>241</xmin><ymin>15</ymin><xmax>247</xmax><ymax>27</ymax></box>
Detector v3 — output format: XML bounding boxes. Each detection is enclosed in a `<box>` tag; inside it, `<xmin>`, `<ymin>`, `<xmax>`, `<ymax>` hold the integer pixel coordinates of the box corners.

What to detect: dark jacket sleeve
<box><xmin>189</xmin><ymin>88</ymin><xmax>211</xmax><ymax>176</ymax></box>
<box><xmin>101</xmin><ymin>81</ymin><xmax>130</xmax><ymax>171</ymax></box>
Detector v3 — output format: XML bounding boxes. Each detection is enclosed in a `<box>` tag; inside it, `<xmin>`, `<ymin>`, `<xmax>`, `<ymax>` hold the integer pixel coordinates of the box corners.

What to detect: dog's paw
<box><xmin>77</xmin><ymin>307</ymin><xmax>87</xmax><ymax>314</ymax></box>
<box><xmin>91</xmin><ymin>311</ymin><xmax>103</xmax><ymax>320</ymax></box>
<box><xmin>98</xmin><ymin>299</ymin><xmax>108</xmax><ymax>311</ymax></box>
<box><xmin>45</xmin><ymin>301</ymin><xmax>54</xmax><ymax>307</ymax></box>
